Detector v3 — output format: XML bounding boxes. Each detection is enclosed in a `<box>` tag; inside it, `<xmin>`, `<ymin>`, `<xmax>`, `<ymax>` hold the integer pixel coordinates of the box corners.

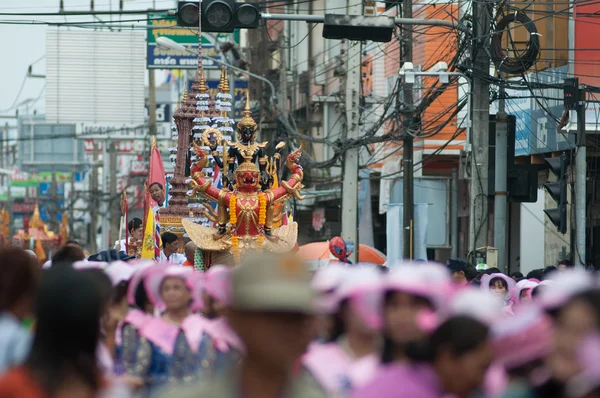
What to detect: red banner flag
<box><xmin>147</xmin><ymin>137</ymin><xmax>166</xmax><ymax>207</ymax></box>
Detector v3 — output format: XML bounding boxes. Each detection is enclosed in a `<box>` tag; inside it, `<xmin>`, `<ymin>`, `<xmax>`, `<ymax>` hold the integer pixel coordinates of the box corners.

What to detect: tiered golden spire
<box><xmin>222</xmin><ymin>68</ymin><xmax>230</xmax><ymax>93</ymax></box>
<box><xmin>198</xmin><ymin>69</ymin><xmax>207</xmax><ymax>94</ymax></box>
<box><xmin>30</xmin><ymin>204</ymin><xmax>44</xmax><ymax>231</ymax></box>
<box><xmin>218</xmin><ymin>66</ymin><xmax>226</xmax><ymax>92</ymax></box>
<box><xmin>237</xmin><ymin>91</ymin><xmax>257</xmax><ymax>131</ymax></box>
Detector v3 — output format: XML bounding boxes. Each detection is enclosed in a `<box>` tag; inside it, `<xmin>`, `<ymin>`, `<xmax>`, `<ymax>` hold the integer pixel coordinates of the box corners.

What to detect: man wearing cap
<box><xmin>157</xmin><ymin>252</ymin><xmax>326</xmax><ymax>398</ymax></box>
<box><xmin>446</xmin><ymin>258</ymin><xmax>470</xmax><ymax>287</ymax></box>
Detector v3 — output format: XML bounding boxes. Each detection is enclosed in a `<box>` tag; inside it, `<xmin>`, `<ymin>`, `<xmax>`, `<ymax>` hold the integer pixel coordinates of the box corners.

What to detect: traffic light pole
<box><xmin>402</xmin><ymin>0</ymin><xmax>414</xmax><ymax>260</ymax></box>
<box><xmin>575</xmin><ymin>94</ymin><xmax>586</xmax><ymax>267</ymax></box>
<box><xmin>494</xmin><ymin>91</ymin><xmax>508</xmax><ymax>272</ymax></box>
<box><xmin>340</xmin><ymin>0</ymin><xmax>362</xmax><ymax>264</ymax></box>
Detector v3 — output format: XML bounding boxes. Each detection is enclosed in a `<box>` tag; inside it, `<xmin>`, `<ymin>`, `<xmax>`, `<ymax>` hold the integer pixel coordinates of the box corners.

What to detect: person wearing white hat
<box><xmin>116</xmin><ymin>262</ymin><xmax>160</xmax><ymax>376</ymax></box>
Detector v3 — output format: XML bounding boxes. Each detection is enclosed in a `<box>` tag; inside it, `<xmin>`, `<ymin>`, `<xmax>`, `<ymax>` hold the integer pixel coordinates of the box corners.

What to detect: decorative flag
<box><xmin>154</xmin><ymin>211</ymin><xmax>162</xmax><ymax>259</ymax></box>
<box><xmin>147</xmin><ymin>137</ymin><xmax>166</xmax><ymax>208</ymax></box>
<box><xmin>141</xmin><ymin>206</ymin><xmax>158</xmax><ymax>260</ymax></box>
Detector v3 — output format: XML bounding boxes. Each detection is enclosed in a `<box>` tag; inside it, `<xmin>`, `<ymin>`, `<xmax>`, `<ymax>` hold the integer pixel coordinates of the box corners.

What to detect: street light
<box><xmin>397</xmin><ymin>66</ymin><xmax>472</xmax><ymax>151</ymax></box>
<box><xmin>156</xmin><ymin>36</ymin><xmax>276</xmax><ymax>104</ymax></box>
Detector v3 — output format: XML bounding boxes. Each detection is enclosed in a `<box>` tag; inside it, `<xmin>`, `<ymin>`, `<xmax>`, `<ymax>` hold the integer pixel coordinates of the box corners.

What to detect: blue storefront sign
<box><xmin>491</xmin><ymin>65</ymin><xmax>576</xmax><ymax>155</ymax></box>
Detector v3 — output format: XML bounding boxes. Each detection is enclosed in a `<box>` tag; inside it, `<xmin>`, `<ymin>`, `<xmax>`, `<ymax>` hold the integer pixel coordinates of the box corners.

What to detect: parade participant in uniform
<box><xmin>481</xmin><ymin>273</ymin><xmax>517</xmax><ymax>313</ymax></box>
<box><xmin>301</xmin><ymin>266</ymin><xmax>382</xmax><ymax>396</ymax></box>
<box><xmin>158</xmin><ymin>252</ymin><xmax>326</xmax><ymax>398</ymax></box>
<box><xmin>491</xmin><ymin>306</ymin><xmax>554</xmax><ymax>398</ymax></box>
<box><xmin>0</xmin><ymin>248</ymin><xmax>38</xmax><ymax>374</ymax></box>
<box><xmin>183</xmin><ymin>241</ymin><xmax>197</xmax><ymax>268</ymax></box>
<box><xmin>79</xmin><ymin>268</ymin><xmax>117</xmax><ymax>377</ymax></box>
<box><xmin>117</xmin><ymin>263</ymin><xmax>159</xmax><ymax>376</ymax></box>
<box><xmin>541</xmin><ymin>289</ymin><xmax>600</xmax><ymax>398</ymax></box>
<box><xmin>114</xmin><ymin>218</ymin><xmax>143</xmax><ymax>253</ymax></box>
<box><xmin>311</xmin><ymin>263</ymin><xmax>348</xmax><ymax>342</ymax></box>
<box><xmin>159</xmin><ymin>232</ymin><xmax>186</xmax><ymax>265</ymax></box>
<box><xmin>378</xmin><ymin>263</ymin><xmax>451</xmax><ymax>365</ymax></box>
<box><xmin>0</xmin><ymin>267</ymin><xmax>132</xmax><ymax>397</ymax></box>
<box><xmin>356</xmin><ymin>316</ymin><xmax>493</xmax><ymax>398</ymax></box>
<box><xmin>199</xmin><ymin>265</ymin><xmax>244</xmax><ymax>375</ymax></box>
<box><xmin>130</xmin><ymin>266</ymin><xmax>205</xmax><ymax>394</ymax></box>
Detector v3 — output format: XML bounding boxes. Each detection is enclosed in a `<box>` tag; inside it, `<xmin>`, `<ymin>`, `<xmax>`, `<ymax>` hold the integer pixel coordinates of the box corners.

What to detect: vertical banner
<box><xmin>386</xmin><ymin>203</ymin><xmax>429</xmax><ymax>264</ymax></box>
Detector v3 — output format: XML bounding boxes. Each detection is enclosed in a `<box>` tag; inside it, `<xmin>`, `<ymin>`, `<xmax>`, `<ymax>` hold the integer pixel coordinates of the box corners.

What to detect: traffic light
<box><xmin>176</xmin><ymin>0</ymin><xmax>260</xmax><ymax>32</ymax></box>
<box><xmin>564</xmin><ymin>78</ymin><xmax>579</xmax><ymax>110</ymax></box>
<box><xmin>323</xmin><ymin>14</ymin><xmax>395</xmax><ymax>43</ymax></box>
<box><xmin>543</xmin><ymin>152</ymin><xmax>568</xmax><ymax>234</ymax></box>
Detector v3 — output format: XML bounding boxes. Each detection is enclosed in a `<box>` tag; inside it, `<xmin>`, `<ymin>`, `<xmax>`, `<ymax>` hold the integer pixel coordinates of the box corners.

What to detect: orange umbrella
<box><xmin>298</xmin><ymin>241</ymin><xmax>386</xmax><ymax>266</ymax></box>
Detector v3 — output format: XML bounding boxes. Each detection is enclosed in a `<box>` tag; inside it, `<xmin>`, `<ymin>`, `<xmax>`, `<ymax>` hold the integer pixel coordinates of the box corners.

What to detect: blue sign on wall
<box><xmin>491</xmin><ymin>65</ymin><xmax>576</xmax><ymax>156</ymax></box>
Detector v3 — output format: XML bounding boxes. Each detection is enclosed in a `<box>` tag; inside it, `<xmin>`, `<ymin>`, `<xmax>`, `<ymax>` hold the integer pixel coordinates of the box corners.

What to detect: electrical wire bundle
<box><xmin>491</xmin><ymin>10</ymin><xmax>540</xmax><ymax>74</ymax></box>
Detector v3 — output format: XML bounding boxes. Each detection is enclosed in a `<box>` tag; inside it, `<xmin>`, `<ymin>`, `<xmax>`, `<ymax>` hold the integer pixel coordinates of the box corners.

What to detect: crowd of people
<box><xmin>0</xmin><ymin>244</ymin><xmax>599</xmax><ymax>398</ymax></box>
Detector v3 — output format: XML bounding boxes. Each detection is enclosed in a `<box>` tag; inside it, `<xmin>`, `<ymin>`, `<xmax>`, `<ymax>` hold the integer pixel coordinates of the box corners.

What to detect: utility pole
<box><xmin>109</xmin><ymin>141</ymin><xmax>120</xmax><ymax>248</ymax></box>
<box><xmin>279</xmin><ymin>31</ymin><xmax>288</xmax><ymax>113</ymax></box>
<box><xmin>451</xmin><ymin>167</ymin><xmax>459</xmax><ymax>258</ymax></box>
<box><xmin>401</xmin><ymin>0</ymin><xmax>414</xmax><ymax>260</ymax></box>
<box><xmin>575</xmin><ymin>88</ymin><xmax>586</xmax><ymax>267</ymax></box>
<box><xmin>149</xmin><ymin>0</ymin><xmax>157</xmax><ymax>137</ymax></box>
<box><xmin>90</xmin><ymin>142</ymin><xmax>99</xmax><ymax>253</ymax></box>
<box><xmin>149</xmin><ymin>71</ymin><xmax>158</xmax><ymax>137</ymax></box>
<box><xmin>494</xmin><ymin>90</ymin><xmax>508</xmax><ymax>272</ymax></box>
<box><xmin>468</xmin><ymin>0</ymin><xmax>491</xmax><ymax>257</ymax></box>
<box><xmin>340</xmin><ymin>0</ymin><xmax>362</xmax><ymax>263</ymax></box>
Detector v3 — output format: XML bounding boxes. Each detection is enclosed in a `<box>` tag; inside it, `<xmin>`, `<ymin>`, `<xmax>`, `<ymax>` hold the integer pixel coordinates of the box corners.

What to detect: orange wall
<box><xmin>384</xmin><ymin>4</ymin><xmax>464</xmax><ymax>156</ymax></box>
<box><xmin>575</xmin><ymin>2</ymin><xmax>600</xmax><ymax>87</ymax></box>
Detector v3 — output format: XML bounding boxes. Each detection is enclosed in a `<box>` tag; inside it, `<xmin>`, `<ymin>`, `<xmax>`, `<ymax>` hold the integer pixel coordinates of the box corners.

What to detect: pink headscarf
<box><xmin>126</xmin><ymin>262</ymin><xmax>164</xmax><ymax>307</ymax></box>
<box><xmin>311</xmin><ymin>263</ymin><xmax>347</xmax><ymax>313</ymax></box>
<box><xmin>204</xmin><ymin>265</ymin><xmax>233</xmax><ymax>305</ymax></box>
<box><xmin>333</xmin><ymin>265</ymin><xmax>383</xmax><ymax>330</ymax></box>
<box><xmin>491</xmin><ymin>306</ymin><xmax>553</xmax><ymax>369</ymax></box>
<box><xmin>481</xmin><ymin>273</ymin><xmax>516</xmax><ymax>294</ymax></box>
<box><xmin>144</xmin><ymin>265</ymin><xmax>195</xmax><ymax>308</ymax></box>
<box><xmin>385</xmin><ymin>262</ymin><xmax>452</xmax><ymax>309</ymax></box>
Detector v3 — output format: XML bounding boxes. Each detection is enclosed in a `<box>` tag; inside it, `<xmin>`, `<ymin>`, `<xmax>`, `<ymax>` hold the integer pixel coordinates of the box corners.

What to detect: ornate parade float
<box><xmin>182</xmin><ymin>105</ymin><xmax>304</xmax><ymax>265</ymax></box>
<box><xmin>158</xmin><ymin>19</ymin><xmax>304</xmax><ymax>267</ymax></box>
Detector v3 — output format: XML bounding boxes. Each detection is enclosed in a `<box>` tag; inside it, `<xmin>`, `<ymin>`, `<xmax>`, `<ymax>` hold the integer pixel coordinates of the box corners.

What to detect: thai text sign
<box><xmin>147</xmin><ymin>14</ymin><xmax>237</xmax><ymax>69</ymax></box>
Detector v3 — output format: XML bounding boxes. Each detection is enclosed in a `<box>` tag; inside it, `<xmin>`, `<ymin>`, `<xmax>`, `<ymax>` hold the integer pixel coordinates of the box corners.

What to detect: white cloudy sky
<box><xmin>0</xmin><ymin>0</ymin><xmax>175</xmax><ymax>117</ymax></box>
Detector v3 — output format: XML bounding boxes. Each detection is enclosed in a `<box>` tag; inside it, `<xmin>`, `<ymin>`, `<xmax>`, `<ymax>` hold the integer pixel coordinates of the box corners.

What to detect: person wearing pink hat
<box><xmin>115</xmin><ymin>262</ymin><xmax>158</xmax><ymax>376</ymax></box>
<box><xmin>481</xmin><ymin>273</ymin><xmax>516</xmax><ymax>306</ymax></box>
<box><xmin>543</xmin><ymin>289</ymin><xmax>600</xmax><ymax>398</ymax></box>
<box><xmin>354</xmin><ymin>315</ymin><xmax>493</xmax><ymax>398</ymax></box>
<box><xmin>129</xmin><ymin>266</ymin><xmax>205</xmax><ymax>394</ymax></box>
<box><xmin>197</xmin><ymin>265</ymin><xmax>245</xmax><ymax>376</ymax></box>
<box><xmin>301</xmin><ymin>266</ymin><xmax>382</xmax><ymax>396</ymax></box>
<box><xmin>310</xmin><ymin>264</ymin><xmax>348</xmax><ymax>342</ymax></box>
<box><xmin>566</xmin><ymin>333</ymin><xmax>600</xmax><ymax>398</ymax></box>
<box><xmin>491</xmin><ymin>307</ymin><xmax>554</xmax><ymax>398</ymax></box>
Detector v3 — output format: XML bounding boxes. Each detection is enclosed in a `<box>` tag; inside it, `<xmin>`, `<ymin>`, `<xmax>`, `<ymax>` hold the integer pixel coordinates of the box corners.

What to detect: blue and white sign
<box><xmin>147</xmin><ymin>14</ymin><xmax>238</xmax><ymax>69</ymax></box>
<box><xmin>491</xmin><ymin>65</ymin><xmax>575</xmax><ymax>156</ymax></box>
